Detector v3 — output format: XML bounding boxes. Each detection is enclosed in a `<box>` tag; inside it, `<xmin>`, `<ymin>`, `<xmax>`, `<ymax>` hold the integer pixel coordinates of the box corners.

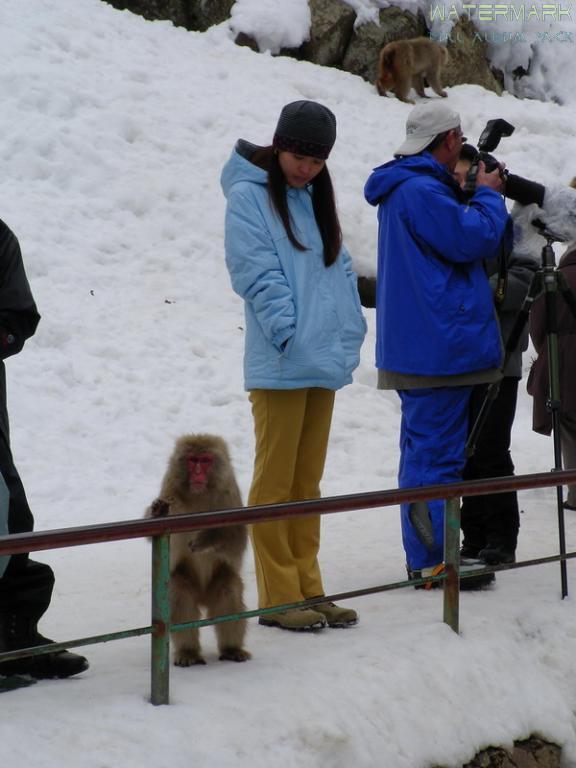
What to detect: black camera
<box><xmin>474</xmin><ymin>119</ymin><xmax>514</xmax><ymax>175</ymax></box>
<box><xmin>477</xmin><ymin>118</ymin><xmax>515</xmax><ymax>153</ymax></box>
<box><xmin>463</xmin><ymin>118</ymin><xmax>545</xmax><ymax>208</ymax></box>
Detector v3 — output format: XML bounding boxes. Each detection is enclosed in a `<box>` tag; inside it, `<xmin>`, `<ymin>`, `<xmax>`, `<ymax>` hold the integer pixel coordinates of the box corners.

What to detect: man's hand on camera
<box><xmin>476</xmin><ymin>160</ymin><xmax>505</xmax><ymax>194</ymax></box>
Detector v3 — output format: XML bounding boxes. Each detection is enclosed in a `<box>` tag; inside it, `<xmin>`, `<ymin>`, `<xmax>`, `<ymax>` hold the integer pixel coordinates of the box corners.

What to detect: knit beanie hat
<box><xmin>273</xmin><ymin>101</ymin><xmax>337</xmax><ymax>160</ymax></box>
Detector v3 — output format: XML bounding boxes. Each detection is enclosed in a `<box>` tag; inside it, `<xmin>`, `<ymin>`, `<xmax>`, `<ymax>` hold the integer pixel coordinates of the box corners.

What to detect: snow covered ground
<box><xmin>1</xmin><ymin>1</ymin><xmax>576</xmax><ymax>766</ymax></box>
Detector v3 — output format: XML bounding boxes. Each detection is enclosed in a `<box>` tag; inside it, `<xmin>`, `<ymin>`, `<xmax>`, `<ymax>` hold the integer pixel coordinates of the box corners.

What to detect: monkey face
<box><xmin>187</xmin><ymin>452</ymin><xmax>215</xmax><ymax>493</ymax></box>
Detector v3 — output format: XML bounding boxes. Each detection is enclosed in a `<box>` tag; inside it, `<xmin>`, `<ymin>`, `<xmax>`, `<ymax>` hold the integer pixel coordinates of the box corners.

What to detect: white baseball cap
<box><xmin>394</xmin><ymin>102</ymin><xmax>462</xmax><ymax>157</ymax></box>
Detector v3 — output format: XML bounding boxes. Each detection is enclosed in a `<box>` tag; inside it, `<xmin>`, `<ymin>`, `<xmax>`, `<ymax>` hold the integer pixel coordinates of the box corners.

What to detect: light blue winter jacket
<box><xmin>221</xmin><ymin>140</ymin><xmax>367</xmax><ymax>391</ymax></box>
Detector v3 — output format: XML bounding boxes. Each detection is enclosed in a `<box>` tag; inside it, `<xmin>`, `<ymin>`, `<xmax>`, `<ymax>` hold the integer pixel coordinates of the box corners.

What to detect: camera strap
<box><xmin>494</xmin><ymin>236</ymin><xmax>508</xmax><ymax>305</ymax></box>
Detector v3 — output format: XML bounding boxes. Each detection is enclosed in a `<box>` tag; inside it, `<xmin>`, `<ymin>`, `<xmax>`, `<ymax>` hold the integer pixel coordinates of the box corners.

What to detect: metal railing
<box><xmin>1</xmin><ymin>468</ymin><xmax>576</xmax><ymax>704</ymax></box>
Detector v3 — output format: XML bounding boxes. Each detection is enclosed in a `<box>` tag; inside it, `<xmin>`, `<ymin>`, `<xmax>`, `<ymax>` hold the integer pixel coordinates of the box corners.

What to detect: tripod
<box><xmin>466</xmin><ymin>224</ymin><xmax>576</xmax><ymax>598</ymax></box>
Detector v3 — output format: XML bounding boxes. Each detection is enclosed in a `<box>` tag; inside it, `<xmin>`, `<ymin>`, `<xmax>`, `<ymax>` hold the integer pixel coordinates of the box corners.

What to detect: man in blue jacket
<box><xmin>364</xmin><ymin>102</ymin><xmax>510</xmax><ymax>588</ymax></box>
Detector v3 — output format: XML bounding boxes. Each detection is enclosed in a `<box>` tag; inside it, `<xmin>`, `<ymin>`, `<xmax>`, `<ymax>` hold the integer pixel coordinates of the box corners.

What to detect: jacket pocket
<box><xmin>279</xmin><ymin>299</ymin><xmax>343</xmax><ymax>382</ymax></box>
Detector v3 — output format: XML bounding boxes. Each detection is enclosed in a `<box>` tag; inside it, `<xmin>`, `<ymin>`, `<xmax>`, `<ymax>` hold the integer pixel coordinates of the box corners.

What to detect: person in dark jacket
<box><xmin>0</xmin><ymin>219</ymin><xmax>88</xmax><ymax>680</ymax></box>
<box><xmin>364</xmin><ymin>102</ymin><xmax>509</xmax><ymax>587</ymax></box>
<box><xmin>527</xmin><ymin>243</ymin><xmax>576</xmax><ymax>511</ymax></box>
<box><xmin>454</xmin><ymin>146</ymin><xmax>538</xmax><ymax>565</ymax></box>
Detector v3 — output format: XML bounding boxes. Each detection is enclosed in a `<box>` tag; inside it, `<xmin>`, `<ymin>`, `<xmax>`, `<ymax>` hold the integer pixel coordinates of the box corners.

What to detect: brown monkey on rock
<box><xmin>376</xmin><ymin>37</ymin><xmax>448</xmax><ymax>104</ymax></box>
<box><xmin>146</xmin><ymin>434</ymin><xmax>251</xmax><ymax>666</ymax></box>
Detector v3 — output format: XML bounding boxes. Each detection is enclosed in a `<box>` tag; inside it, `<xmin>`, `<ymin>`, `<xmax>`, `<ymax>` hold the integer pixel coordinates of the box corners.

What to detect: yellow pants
<box><xmin>248</xmin><ymin>388</ymin><xmax>335</xmax><ymax>609</ymax></box>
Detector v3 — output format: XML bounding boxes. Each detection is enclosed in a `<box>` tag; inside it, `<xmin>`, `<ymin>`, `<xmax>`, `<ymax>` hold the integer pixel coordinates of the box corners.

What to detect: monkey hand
<box><xmin>148</xmin><ymin>498</ymin><xmax>170</xmax><ymax>518</ymax></box>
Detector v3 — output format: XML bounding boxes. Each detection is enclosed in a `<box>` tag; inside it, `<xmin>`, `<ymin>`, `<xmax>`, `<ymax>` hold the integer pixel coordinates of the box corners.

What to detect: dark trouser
<box><xmin>461</xmin><ymin>377</ymin><xmax>520</xmax><ymax>554</ymax></box>
<box><xmin>0</xmin><ymin>424</ymin><xmax>54</xmax><ymax>621</ymax></box>
<box><xmin>560</xmin><ymin>412</ymin><xmax>576</xmax><ymax>507</ymax></box>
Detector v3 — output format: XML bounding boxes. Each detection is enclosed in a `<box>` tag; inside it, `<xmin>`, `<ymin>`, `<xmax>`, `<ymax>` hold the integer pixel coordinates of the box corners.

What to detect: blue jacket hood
<box><xmin>364</xmin><ymin>152</ymin><xmax>458</xmax><ymax>207</ymax></box>
<box><xmin>221</xmin><ymin>140</ymin><xmax>268</xmax><ymax>199</ymax></box>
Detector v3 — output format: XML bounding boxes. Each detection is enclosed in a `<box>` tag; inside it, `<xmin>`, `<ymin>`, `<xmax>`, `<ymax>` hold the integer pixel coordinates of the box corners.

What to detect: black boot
<box><xmin>478</xmin><ymin>543</ymin><xmax>515</xmax><ymax>565</ymax></box>
<box><xmin>0</xmin><ymin>614</ymin><xmax>89</xmax><ymax>679</ymax></box>
<box><xmin>460</xmin><ymin>544</ymin><xmax>482</xmax><ymax>560</ymax></box>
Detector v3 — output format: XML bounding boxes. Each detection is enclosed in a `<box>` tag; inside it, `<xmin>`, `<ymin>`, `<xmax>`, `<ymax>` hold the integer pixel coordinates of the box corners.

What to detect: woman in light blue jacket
<box><xmin>222</xmin><ymin>101</ymin><xmax>366</xmax><ymax>632</ymax></box>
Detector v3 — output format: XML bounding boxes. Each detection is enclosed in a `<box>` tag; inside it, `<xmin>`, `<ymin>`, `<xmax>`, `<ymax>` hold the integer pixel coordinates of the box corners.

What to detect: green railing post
<box><xmin>443</xmin><ymin>496</ymin><xmax>460</xmax><ymax>634</ymax></box>
<box><xmin>151</xmin><ymin>532</ymin><xmax>170</xmax><ymax>705</ymax></box>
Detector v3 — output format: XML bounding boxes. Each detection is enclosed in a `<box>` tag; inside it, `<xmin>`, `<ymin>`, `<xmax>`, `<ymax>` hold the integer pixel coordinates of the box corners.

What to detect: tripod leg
<box><xmin>466</xmin><ymin>272</ymin><xmax>542</xmax><ymax>459</ymax></box>
<box><xmin>501</xmin><ymin>271</ymin><xmax>542</xmax><ymax>373</ymax></box>
<box><xmin>465</xmin><ymin>381</ymin><xmax>500</xmax><ymax>459</ymax></box>
<box><xmin>543</xmin><ymin>270</ymin><xmax>568</xmax><ymax>598</ymax></box>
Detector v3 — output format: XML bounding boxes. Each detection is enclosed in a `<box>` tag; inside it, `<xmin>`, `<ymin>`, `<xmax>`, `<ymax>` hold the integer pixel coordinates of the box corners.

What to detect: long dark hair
<box><xmin>252</xmin><ymin>146</ymin><xmax>342</xmax><ymax>267</ymax></box>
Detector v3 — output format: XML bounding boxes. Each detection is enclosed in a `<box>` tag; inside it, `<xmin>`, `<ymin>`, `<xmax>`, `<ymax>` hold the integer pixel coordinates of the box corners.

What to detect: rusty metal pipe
<box><xmin>2</xmin><ymin>470</ymin><xmax>576</xmax><ymax>557</ymax></box>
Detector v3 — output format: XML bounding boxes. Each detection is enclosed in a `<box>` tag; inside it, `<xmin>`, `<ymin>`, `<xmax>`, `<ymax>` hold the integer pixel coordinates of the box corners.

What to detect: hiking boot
<box><xmin>460</xmin><ymin>544</ymin><xmax>482</xmax><ymax>560</ymax></box>
<box><xmin>0</xmin><ymin>614</ymin><xmax>89</xmax><ymax>680</ymax></box>
<box><xmin>408</xmin><ymin>562</ymin><xmax>495</xmax><ymax>591</ymax></box>
<box><xmin>478</xmin><ymin>544</ymin><xmax>515</xmax><ymax>565</ymax></box>
<box><xmin>459</xmin><ymin>562</ymin><xmax>496</xmax><ymax>590</ymax></box>
<box><xmin>313</xmin><ymin>601</ymin><xmax>358</xmax><ymax>628</ymax></box>
<box><xmin>408</xmin><ymin>564</ymin><xmax>446</xmax><ymax>590</ymax></box>
<box><xmin>258</xmin><ymin>608</ymin><xmax>326</xmax><ymax>631</ymax></box>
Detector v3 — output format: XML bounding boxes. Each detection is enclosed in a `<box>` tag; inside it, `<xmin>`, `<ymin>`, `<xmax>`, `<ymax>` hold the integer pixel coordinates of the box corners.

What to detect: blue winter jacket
<box><xmin>222</xmin><ymin>141</ymin><xmax>367</xmax><ymax>391</ymax></box>
<box><xmin>364</xmin><ymin>153</ymin><xmax>509</xmax><ymax>376</ymax></box>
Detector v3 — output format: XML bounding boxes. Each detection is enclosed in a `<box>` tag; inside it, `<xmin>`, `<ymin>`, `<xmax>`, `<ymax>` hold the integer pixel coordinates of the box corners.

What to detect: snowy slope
<box><xmin>1</xmin><ymin>1</ymin><xmax>576</xmax><ymax>767</ymax></box>
<box><xmin>232</xmin><ymin>0</ymin><xmax>576</xmax><ymax>104</ymax></box>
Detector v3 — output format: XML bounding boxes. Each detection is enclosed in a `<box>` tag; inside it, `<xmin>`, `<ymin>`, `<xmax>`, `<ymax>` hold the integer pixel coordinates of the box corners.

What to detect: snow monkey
<box><xmin>376</xmin><ymin>37</ymin><xmax>448</xmax><ymax>104</ymax></box>
<box><xmin>146</xmin><ymin>434</ymin><xmax>251</xmax><ymax>666</ymax></box>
